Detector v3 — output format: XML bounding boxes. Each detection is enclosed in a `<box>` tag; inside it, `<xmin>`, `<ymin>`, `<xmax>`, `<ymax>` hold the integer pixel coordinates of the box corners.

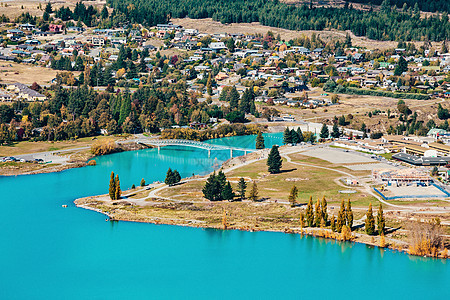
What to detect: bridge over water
<box><xmin>137</xmin><ymin>139</ymin><xmax>255</xmax><ymax>158</ymax></box>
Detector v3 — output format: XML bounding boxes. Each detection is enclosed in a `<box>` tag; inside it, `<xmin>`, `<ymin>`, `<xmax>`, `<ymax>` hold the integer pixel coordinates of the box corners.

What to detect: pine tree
<box><xmin>336</xmin><ymin>200</ymin><xmax>345</xmax><ymax>233</ymax></box>
<box><xmin>115</xmin><ymin>175</ymin><xmax>121</xmax><ymax>200</ymax></box>
<box><xmin>237</xmin><ymin>177</ymin><xmax>247</xmax><ymax>201</ymax></box>
<box><xmin>331</xmin><ymin>123</ymin><xmax>341</xmax><ymax>138</ymax></box>
<box><xmin>222</xmin><ymin>181</ymin><xmax>235</xmax><ymax>201</ymax></box>
<box><xmin>173</xmin><ymin>170</ymin><xmax>181</xmax><ymax>184</ymax></box>
<box><xmin>165</xmin><ymin>168</ymin><xmax>174</xmax><ymax>185</ymax></box>
<box><xmin>256</xmin><ymin>131</ymin><xmax>265</xmax><ymax>149</ymax></box>
<box><xmin>306</xmin><ymin>196</ymin><xmax>314</xmax><ymax>227</ymax></box>
<box><xmin>109</xmin><ymin>171</ymin><xmax>116</xmax><ymax>200</ymax></box>
<box><xmin>288</xmin><ymin>185</ymin><xmax>298</xmax><ymax>207</ymax></box>
<box><xmin>140</xmin><ymin>178</ymin><xmax>146</xmax><ymax>186</ymax></box>
<box><xmin>203</xmin><ymin>172</ymin><xmax>223</xmax><ymax>201</ymax></box>
<box><xmin>321</xmin><ymin>196</ymin><xmax>328</xmax><ymax>225</ymax></box>
<box><xmin>206</xmin><ymin>73</ymin><xmax>212</xmax><ymax>95</ymax></box>
<box><xmin>296</xmin><ymin>127</ymin><xmax>304</xmax><ymax>142</ymax></box>
<box><xmin>320</xmin><ymin>123</ymin><xmax>329</xmax><ymax>139</ymax></box>
<box><xmin>283</xmin><ymin>127</ymin><xmax>292</xmax><ymax>144</ymax></box>
<box><xmin>228</xmin><ymin>86</ymin><xmax>240</xmax><ymax>110</ymax></box>
<box><xmin>365</xmin><ymin>203</ymin><xmax>376</xmax><ymax>235</ymax></box>
<box><xmin>248</xmin><ymin>181</ymin><xmax>259</xmax><ymax>202</ymax></box>
<box><xmin>346</xmin><ymin>199</ymin><xmax>353</xmax><ymax>230</ymax></box>
<box><xmin>267</xmin><ymin>145</ymin><xmax>282</xmax><ymax>174</ymax></box>
<box><xmin>377</xmin><ymin>204</ymin><xmax>385</xmax><ymax>235</ymax></box>
<box><xmin>217</xmin><ymin>170</ymin><xmax>227</xmax><ymax>189</ymax></box>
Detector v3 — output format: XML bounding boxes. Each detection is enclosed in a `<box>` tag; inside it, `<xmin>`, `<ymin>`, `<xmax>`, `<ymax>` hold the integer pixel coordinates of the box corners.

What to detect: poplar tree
<box><xmin>140</xmin><ymin>178</ymin><xmax>146</xmax><ymax>186</ymax></box>
<box><xmin>365</xmin><ymin>203</ymin><xmax>376</xmax><ymax>235</ymax></box>
<box><xmin>206</xmin><ymin>73</ymin><xmax>212</xmax><ymax>95</ymax></box>
<box><xmin>346</xmin><ymin>199</ymin><xmax>353</xmax><ymax>230</ymax></box>
<box><xmin>109</xmin><ymin>171</ymin><xmax>116</xmax><ymax>200</ymax></box>
<box><xmin>336</xmin><ymin>200</ymin><xmax>346</xmax><ymax>233</ymax></box>
<box><xmin>267</xmin><ymin>145</ymin><xmax>282</xmax><ymax>174</ymax></box>
<box><xmin>288</xmin><ymin>185</ymin><xmax>298</xmax><ymax>207</ymax></box>
<box><xmin>237</xmin><ymin>177</ymin><xmax>247</xmax><ymax>201</ymax></box>
<box><xmin>248</xmin><ymin>181</ymin><xmax>259</xmax><ymax>202</ymax></box>
<box><xmin>306</xmin><ymin>196</ymin><xmax>314</xmax><ymax>227</ymax></box>
<box><xmin>377</xmin><ymin>204</ymin><xmax>385</xmax><ymax>235</ymax></box>
<box><xmin>315</xmin><ymin>199</ymin><xmax>322</xmax><ymax>227</ymax></box>
<box><xmin>115</xmin><ymin>174</ymin><xmax>121</xmax><ymax>200</ymax></box>
<box><xmin>321</xmin><ymin>196</ymin><xmax>328</xmax><ymax>225</ymax></box>
<box><xmin>330</xmin><ymin>215</ymin><xmax>336</xmax><ymax>232</ymax></box>
<box><xmin>300</xmin><ymin>212</ymin><xmax>305</xmax><ymax>228</ymax></box>
<box><xmin>256</xmin><ymin>131</ymin><xmax>265</xmax><ymax>149</ymax></box>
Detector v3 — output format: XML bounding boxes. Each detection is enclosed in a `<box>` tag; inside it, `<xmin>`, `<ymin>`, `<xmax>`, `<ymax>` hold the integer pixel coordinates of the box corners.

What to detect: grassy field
<box><xmin>0</xmin><ymin>135</ymin><xmax>126</xmax><ymax>157</ymax></box>
<box><xmin>0</xmin><ymin>62</ymin><xmax>64</xmax><ymax>85</ymax></box>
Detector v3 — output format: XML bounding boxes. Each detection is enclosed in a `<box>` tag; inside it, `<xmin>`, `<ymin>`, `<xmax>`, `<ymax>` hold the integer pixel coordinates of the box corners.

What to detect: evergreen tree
<box><xmin>173</xmin><ymin>169</ymin><xmax>181</xmax><ymax>184</ymax></box>
<box><xmin>45</xmin><ymin>2</ymin><xmax>53</xmax><ymax>14</ymax></box>
<box><xmin>306</xmin><ymin>196</ymin><xmax>314</xmax><ymax>227</ymax></box>
<box><xmin>320</xmin><ymin>123</ymin><xmax>329</xmax><ymax>139</ymax></box>
<box><xmin>331</xmin><ymin>123</ymin><xmax>341</xmax><ymax>138</ymax></box>
<box><xmin>321</xmin><ymin>196</ymin><xmax>328</xmax><ymax>225</ymax></box>
<box><xmin>228</xmin><ymin>86</ymin><xmax>240</xmax><ymax>110</ymax></box>
<box><xmin>377</xmin><ymin>204</ymin><xmax>385</xmax><ymax>235</ymax></box>
<box><xmin>140</xmin><ymin>178</ymin><xmax>146</xmax><ymax>186</ymax></box>
<box><xmin>222</xmin><ymin>181</ymin><xmax>235</xmax><ymax>201</ymax></box>
<box><xmin>115</xmin><ymin>174</ymin><xmax>121</xmax><ymax>200</ymax></box>
<box><xmin>283</xmin><ymin>127</ymin><xmax>292</xmax><ymax>144</ymax></box>
<box><xmin>267</xmin><ymin>145</ymin><xmax>282</xmax><ymax>173</ymax></box>
<box><xmin>248</xmin><ymin>181</ymin><xmax>259</xmax><ymax>202</ymax></box>
<box><xmin>315</xmin><ymin>199</ymin><xmax>322</xmax><ymax>227</ymax></box>
<box><xmin>365</xmin><ymin>203</ymin><xmax>376</xmax><ymax>235</ymax></box>
<box><xmin>288</xmin><ymin>185</ymin><xmax>298</xmax><ymax>207</ymax></box>
<box><xmin>336</xmin><ymin>200</ymin><xmax>346</xmax><ymax>233</ymax></box>
<box><xmin>256</xmin><ymin>131</ymin><xmax>265</xmax><ymax>149</ymax></box>
<box><xmin>118</xmin><ymin>96</ymin><xmax>131</xmax><ymax>125</ymax></box>
<box><xmin>109</xmin><ymin>171</ymin><xmax>116</xmax><ymax>200</ymax></box>
<box><xmin>346</xmin><ymin>199</ymin><xmax>353</xmax><ymax>230</ymax></box>
<box><xmin>165</xmin><ymin>168</ymin><xmax>174</xmax><ymax>185</ymax></box>
<box><xmin>217</xmin><ymin>170</ymin><xmax>227</xmax><ymax>190</ymax></box>
<box><xmin>202</xmin><ymin>172</ymin><xmax>223</xmax><ymax>201</ymax></box>
<box><xmin>296</xmin><ymin>127</ymin><xmax>304</xmax><ymax>142</ymax></box>
<box><xmin>237</xmin><ymin>177</ymin><xmax>247</xmax><ymax>201</ymax></box>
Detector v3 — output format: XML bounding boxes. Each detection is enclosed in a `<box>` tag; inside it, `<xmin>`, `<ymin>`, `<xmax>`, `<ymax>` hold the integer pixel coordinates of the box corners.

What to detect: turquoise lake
<box><xmin>0</xmin><ymin>132</ymin><xmax>449</xmax><ymax>299</ymax></box>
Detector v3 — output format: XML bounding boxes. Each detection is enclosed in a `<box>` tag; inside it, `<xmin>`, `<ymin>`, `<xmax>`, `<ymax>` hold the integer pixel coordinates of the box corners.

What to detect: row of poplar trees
<box><xmin>109</xmin><ymin>171</ymin><xmax>121</xmax><ymax>200</ymax></box>
<box><xmin>365</xmin><ymin>203</ymin><xmax>385</xmax><ymax>236</ymax></box>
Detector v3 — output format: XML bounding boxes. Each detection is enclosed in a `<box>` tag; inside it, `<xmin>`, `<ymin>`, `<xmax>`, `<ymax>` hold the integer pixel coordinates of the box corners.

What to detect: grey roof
<box><xmin>393</xmin><ymin>152</ymin><xmax>450</xmax><ymax>166</ymax></box>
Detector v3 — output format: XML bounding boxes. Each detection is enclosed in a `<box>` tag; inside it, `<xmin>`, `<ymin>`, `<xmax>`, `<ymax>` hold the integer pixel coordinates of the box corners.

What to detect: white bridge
<box><xmin>137</xmin><ymin>139</ymin><xmax>255</xmax><ymax>158</ymax></box>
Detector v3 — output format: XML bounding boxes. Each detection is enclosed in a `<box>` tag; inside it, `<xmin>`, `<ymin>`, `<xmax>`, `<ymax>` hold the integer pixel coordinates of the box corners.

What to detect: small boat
<box><xmin>62</xmin><ymin>205</ymin><xmax>67</xmax><ymax>208</ymax></box>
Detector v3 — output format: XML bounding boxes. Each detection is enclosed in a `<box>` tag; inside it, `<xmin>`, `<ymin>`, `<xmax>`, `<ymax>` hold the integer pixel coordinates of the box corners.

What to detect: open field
<box><xmin>173</xmin><ymin>18</ymin><xmax>443</xmax><ymax>51</ymax></box>
<box><xmin>0</xmin><ymin>62</ymin><xmax>61</xmax><ymax>85</ymax></box>
<box><xmin>0</xmin><ymin>0</ymin><xmax>106</xmax><ymax>18</ymax></box>
<box><xmin>264</xmin><ymin>87</ymin><xmax>449</xmax><ymax>133</ymax></box>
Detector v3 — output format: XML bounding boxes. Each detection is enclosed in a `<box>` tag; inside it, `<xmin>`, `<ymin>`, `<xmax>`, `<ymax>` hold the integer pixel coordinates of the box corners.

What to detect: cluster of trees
<box><xmin>53</xmin><ymin>2</ymin><xmax>106</xmax><ymax>26</ymax></box>
<box><xmin>301</xmin><ymin>197</ymin><xmax>330</xmax><ymax>228</ymax></box>
<box><xmin>365</xmin><ymin>203</ymin><xmax>385</xmax><ymax>235</ymax></box>
<box><xmin>348</xmin><ymin>0</ymin><xmax>450</xmax><ymax>13</ymax></box>
<box><xmin>219</xmin><ymin>86</ymin><xmax>258</xmax><ymax>122</ymax></box>
<box><xmin>202</xmin><ymin>170</ymin><xmax>234</xmax><ymax>201</ymax></box>
<box><xmin>407</xmin><ymin>217</ymin><xmax>444</xmax><ymax>257</ymax></box>
<box><xmin>283</xmin><ymin>127</ymin><xmax>304</xmax><ymax>145</ymax></box>
<box><xmin>108</xmin><ymin>0</ymin><xmax>449</xmax><ymax>41</ymax></box>
<box><xmin>108</xmin><ymin>171</ymin><xmax>122</xmax><ymax>200</ymax></box>
<box><xmin>164</xmin><ymin>168</ymin><xmax>181</xmax><ymax>185</ymax></box>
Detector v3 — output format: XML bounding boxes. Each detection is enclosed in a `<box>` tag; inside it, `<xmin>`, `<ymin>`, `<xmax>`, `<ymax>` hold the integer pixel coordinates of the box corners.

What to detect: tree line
<box><xmin>107</xmin><ymin>0</ymin><xmax>450</xmax><ymax>41</ymax></box>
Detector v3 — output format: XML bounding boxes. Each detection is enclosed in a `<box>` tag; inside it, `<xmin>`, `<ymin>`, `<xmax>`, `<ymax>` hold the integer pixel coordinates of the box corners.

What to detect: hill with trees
<box><xmin>107</xmin><ymin>0</ymin><xmax>450</xmax><ymax>41</ymax></box>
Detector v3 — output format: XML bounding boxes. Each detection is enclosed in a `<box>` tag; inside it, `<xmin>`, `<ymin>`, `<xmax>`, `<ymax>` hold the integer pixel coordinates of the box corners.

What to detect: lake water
<box><xmin>0</xmin><ymin>133</ymin><xmax>449</xmax><ymax>299</ymax></box>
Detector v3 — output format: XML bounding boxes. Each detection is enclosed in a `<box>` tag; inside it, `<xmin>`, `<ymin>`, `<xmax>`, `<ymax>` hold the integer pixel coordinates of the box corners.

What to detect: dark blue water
<box><xmin>0</xmin><ymin>133</ymin><xmax>449</xmax><ymax>299</ymax></box>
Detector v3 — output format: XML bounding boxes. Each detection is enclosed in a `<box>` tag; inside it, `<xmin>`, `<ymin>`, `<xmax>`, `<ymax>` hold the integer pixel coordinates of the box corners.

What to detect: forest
<box><xmin>106</xmin><ymin>0</ymin><xmax>450</xmax><ymax>41</ymax></box>
<box><xmin>348</xmin><ymin>0</ymin><xmax>450</xmax><ymax>13</ymax></box>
